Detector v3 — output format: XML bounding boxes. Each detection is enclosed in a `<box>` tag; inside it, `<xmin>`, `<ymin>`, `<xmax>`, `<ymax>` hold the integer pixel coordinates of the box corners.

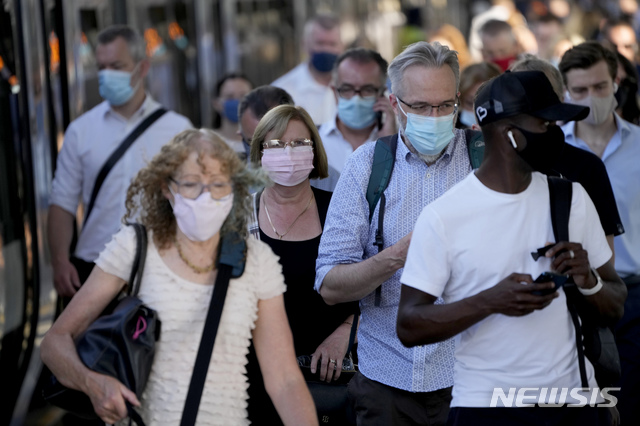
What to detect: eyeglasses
<box><xmin>262</xmin><ymin>139</ymin><xmax>314</xmax><ymax>149</ymax></box>
<box><xmin>336</xmin><ymin>85</ymin><xmax>382</xmax><ymax>99</ymax></box>
<box><xmin>397</xmin><ymin>95</ymin><xmax>458</xmax><ymax>116</ymax></box>
<box><xmin>169</xmin><ymin>177</ymin><xmax>232</xmax><ymax>200</ymax></box>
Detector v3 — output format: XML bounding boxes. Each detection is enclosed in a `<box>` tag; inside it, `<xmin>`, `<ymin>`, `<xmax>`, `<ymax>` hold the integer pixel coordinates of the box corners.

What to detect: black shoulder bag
<box><xmin>44</xmin><ymin>223</ymin><xmax>159</xmax><ymax>426</ymax></box>
<box><xmin>547</xmin><ymin>176</ymin><xmax>621</xmax><ymax>388</ymax></box>
<box><xmin>179</xmin><ymin>233</ymin><xmax>247</xmax><ymax>426</ymax></box>
<box><xmin>296</xmin><ymin>316</ymin><xmax>359</xmax><ymax>425</ymax></box>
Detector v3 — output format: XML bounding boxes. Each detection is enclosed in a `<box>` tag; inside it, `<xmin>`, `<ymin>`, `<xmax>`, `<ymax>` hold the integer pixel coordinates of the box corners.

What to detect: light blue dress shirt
<box><xmin>315</xmin><ymin>130</ymin><xmax>472</xmax><ymax>392</ymax></box>
<box><xmin>562</xmin><ymin>114</ymin><xmax>640</xmax><ymax>277</ymax></box>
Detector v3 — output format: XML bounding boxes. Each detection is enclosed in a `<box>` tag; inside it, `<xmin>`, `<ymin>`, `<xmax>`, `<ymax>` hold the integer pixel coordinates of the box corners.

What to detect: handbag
<box><xmin>547</xmin><ymin>176</ymin><xmax>622</xmax><ymax>388</ymax></box>
<box><xmin>296</xmin><ymin>314</ymin><xmax>359</xmax><ymax>425</ymax></box>
<box><xmin>43</xmin><ymin>223</ymin><xmax>159</xmax><ymax>426</ymax></box>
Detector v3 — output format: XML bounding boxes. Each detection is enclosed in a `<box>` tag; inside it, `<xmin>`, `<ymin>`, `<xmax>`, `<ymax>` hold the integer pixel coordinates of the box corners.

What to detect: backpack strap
<box><xmin>365</xmin><ymin>134</ymin><xmax>397</xmax><ymax>307</ymax></box>
<box><xmin>464</xmin><ymin>128</ymin><xmax>484</xmax><ymax>169</ymax></box>
<box><xmin>547</xmin><ymin>177</ymin><xmax>588</xmax><ymax>388</ymax></box>
<box><xmin>366</xmin><ymin>135</ymin><xmax>398</xmax><ymax>223</ymax></box>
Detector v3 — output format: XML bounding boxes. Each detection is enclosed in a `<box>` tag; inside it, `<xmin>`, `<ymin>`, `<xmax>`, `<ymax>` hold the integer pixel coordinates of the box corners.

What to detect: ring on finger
<box><xmin>329</xmin><ymin>358</ymin><xmax>336</xmax><ymax>364</ymax></box>
<box><xmin>569</xmin><ymin>250</ymin><xmax>575</xmax><ymax>259</ymax></box>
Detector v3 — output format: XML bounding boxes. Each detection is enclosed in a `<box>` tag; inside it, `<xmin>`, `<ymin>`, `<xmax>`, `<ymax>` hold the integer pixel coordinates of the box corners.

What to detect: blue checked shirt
<box><xmin>315</xmin><ymin>131</ymin><xmax>472</xmax><ymax>392</ymax></box>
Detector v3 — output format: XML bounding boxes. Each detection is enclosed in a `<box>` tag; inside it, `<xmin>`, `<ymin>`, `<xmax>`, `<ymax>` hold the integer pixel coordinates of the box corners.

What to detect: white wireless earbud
<box><xmin>507</xmin><ymin>130</ymin><xmax>518</xmax><ymax>149</ymax></box>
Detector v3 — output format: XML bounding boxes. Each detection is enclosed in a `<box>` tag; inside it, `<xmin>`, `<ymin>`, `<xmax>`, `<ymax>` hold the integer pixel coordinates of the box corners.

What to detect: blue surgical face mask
<box><xmin>311</xmin><ymin>52</ymin><xmax>338</xmax><ymax>73</ymax></box>
<box><xmin>459</xmin><ymin>109</ymin><xmax>476</xmax><ymax>127</ymax></box>
<box><xmin>398</xmin><ymin>103</ymin><xmax>455</xmax><ymax>155</ymax></box>
<box><xmin>98</xmin><ymin>66</ymin><xmax>139</xmax><ymax>106</ymax></box>
<box><xmin>223</xmin><ymin>99</ymin><xmax>240</xmax><ymax>123</ymax></box>
<box><xmin>337</xmin><ymin>95</ymin><xmax>377</xmax><ymax>129</ymax></box>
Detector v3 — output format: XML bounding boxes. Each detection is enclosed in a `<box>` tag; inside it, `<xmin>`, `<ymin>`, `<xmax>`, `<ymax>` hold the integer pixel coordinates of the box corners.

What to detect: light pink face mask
<box><xmin>261</xmin><ymin>146</ymin><xmax>314</xmax><ymax>186</ymax></box>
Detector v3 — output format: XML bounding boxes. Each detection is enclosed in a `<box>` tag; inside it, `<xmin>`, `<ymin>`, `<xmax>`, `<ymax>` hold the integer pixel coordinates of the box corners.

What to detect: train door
<box><xmin>0</xmin><ymin>0</ymin><xmax>57</xmax><ymax>424</ymax></box>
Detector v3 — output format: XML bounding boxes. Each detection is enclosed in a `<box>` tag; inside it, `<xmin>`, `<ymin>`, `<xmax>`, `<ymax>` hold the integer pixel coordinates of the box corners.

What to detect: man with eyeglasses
<box><xmin>318</xmin><ymin>48</ymin><xmax>396</xmax><ymax>177</ymax></box>
<box><xmin>315</xmin><ymin>41</ymin><xmax>474</xmax><ymax>425</ymax></box>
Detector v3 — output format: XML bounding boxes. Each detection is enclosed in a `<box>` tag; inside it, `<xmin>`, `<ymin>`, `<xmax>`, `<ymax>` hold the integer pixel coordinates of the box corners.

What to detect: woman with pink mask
<box><xmin>247</xmin><ymin>105</ymin><xmax>358</xmax><ymax>425</ymax></box>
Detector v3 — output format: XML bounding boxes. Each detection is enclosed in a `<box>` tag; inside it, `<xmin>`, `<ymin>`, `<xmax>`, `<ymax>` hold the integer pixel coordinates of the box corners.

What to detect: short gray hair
<box><xmin>388</xmin><ymin>41</ymin><xmax>460</xmax><ymax>98</ymax></box>
<box><xmin>97</xmin><ymin>25</ymin><xmax>146</xmax><ymax>62</ymax></box>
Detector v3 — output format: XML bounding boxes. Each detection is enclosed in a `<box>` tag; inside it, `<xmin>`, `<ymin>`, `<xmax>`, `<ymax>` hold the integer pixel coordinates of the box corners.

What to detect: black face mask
<box><xmin>513</xmin><ymin>125</ymin><xmax>565</xmax><ymax>172</ymax></box>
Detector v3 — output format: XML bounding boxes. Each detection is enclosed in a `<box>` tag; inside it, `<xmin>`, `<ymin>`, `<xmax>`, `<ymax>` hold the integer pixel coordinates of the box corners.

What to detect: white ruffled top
<box><xmin>95</xmin><ymin>225</ymin><xmax>286</xmax><ymax>425</ymax></box>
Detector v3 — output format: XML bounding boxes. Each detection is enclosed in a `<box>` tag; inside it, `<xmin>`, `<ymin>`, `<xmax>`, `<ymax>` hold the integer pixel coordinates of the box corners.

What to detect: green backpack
<box><xmin>365</xmin><ymin>129</ymin><xmax>484</xmax><ymax>306</ymax></box>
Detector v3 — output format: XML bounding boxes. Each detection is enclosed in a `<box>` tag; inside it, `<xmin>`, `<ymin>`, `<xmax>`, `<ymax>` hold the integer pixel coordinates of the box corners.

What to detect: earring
<box><xmin>507</xmin><ymin>130</ymin><xmax>518</xmax><ymax>149</ymax></box>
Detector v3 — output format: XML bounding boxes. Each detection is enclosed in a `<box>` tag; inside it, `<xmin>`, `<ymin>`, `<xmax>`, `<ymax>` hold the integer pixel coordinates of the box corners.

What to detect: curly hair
<box><xmin>123</xmin><ymin>128</ymin><xmax>267</xmax><ymax>249</ymax></box>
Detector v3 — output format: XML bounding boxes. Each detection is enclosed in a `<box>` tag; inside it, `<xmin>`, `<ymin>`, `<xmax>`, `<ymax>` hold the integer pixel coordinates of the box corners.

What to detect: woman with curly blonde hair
<box><xmin>42</xmin><ymin>129</ymin><xmax>318</xmax><ymax>425</ymax></box>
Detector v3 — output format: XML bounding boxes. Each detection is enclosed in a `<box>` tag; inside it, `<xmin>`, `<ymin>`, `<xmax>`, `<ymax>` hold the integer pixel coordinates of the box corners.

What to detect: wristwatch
<box><xmin>578</xmin><ymin>268</ymin><xmax>604</xmax><ymax>296</ymax></box>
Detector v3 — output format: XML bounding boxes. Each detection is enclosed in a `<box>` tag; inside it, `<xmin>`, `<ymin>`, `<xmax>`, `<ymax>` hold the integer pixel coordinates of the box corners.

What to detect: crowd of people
<box><xmin>41</xmin><ymin>1</ymin><xmax>639</xmax><ymax>425</ymax></box>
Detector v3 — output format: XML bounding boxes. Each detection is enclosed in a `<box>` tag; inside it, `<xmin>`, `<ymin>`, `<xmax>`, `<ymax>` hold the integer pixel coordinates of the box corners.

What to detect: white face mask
<box><xmin>170</xmin><ymin>190</ymin><xmax>234</xmax><ymax>242</ymax></box>
<box><xmin>565</xmin><ymin>88</ymin><xmax>618</xmax><ymax>126</ymax></box>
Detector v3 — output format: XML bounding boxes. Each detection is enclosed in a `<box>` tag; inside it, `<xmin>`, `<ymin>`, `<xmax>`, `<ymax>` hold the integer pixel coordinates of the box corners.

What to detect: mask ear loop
<box><xmin>507</xmin><ymin>130</ymin><xmax>518</xmax><ymax>149</ymax></box>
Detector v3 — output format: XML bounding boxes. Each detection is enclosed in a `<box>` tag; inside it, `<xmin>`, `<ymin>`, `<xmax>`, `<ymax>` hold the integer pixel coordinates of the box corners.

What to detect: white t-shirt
<box><xmin>272</xmin><ymin>63</ymin><xmax>336</xmax><ymax>125</ymax></box>
<box><xmin>401</xmin><ymin>172</ymin><xmax>612</xmax><ymax>408</ymax></box>
<box><xmin>96</xmin><ymin>226</ymin><xmax>286</xmax><ymax>425</ymax></box>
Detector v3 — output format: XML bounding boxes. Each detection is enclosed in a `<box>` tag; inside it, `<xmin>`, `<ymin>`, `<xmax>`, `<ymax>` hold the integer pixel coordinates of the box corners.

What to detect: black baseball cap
<box><xmin>474</xmin><ymin>70</ymin><xmax>589</xmax><ymax>126</ymax></box>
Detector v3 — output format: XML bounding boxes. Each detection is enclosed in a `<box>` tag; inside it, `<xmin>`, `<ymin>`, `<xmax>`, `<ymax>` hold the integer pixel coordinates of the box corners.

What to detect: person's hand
<box><xmin>53</xmin><ymin>258</ymin><xmax>81</xmax><ymax>297</ymax></box>
<box><xmin>86</xmin><ymin>372</ymin><xmax>140</xmax><ymax>424</ymax></box>
<box><xmin>387</xmin><ymin>231</ymin><xmax>413</xmax><ymax>270</ymax></box>
<box><xmin>479</xmin><ymin>273</ymin><xmax>559</xmax><ymax>317</ymax></box>
<box><xmin>310</xmin><ymin>322</ymin><xmax>352</xmax><ymax>383</ymax></box>
<box><xmin>545</xmin><ymin>241</ymin><xmax>597</xmax><ymax>290</ymax></box>
<box><xmin>374</xmin><ymin>96</ymin><xmax>397</xmax><ymax>137</ymax></box>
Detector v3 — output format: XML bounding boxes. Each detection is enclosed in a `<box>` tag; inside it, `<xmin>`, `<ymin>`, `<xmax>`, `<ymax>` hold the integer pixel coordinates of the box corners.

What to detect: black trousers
<box><xmin>347</xmin><ymin>371</ymin><xmax>452</xmax><ymax>426</ymax></box>
<box><xmin>70</xmin><ymin>255</ymin><xmax>96</xmax><ymax>283</ymax></box>
<box><xmin>57</xmin><ymin>256</ymin><xmax>95</xmax><ymax>310</ymax></box>
<box><xmin>614</xmin><ymin>275</ymin><xmax>640</xmax><ymax>425</ymax></box>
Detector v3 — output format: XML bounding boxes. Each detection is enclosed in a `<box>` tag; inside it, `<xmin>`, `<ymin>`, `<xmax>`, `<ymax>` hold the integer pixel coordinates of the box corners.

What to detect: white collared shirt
<box><xmin>50</xmin><ymin>95</ymin><xmax>193</xmax><ymax>261</ymax></box>
<box><xmin>319</xmin><ymin>115</ymin><xmax>379</xmax><ymax>174</ymax></box>
<box><xmin>272</xmin><ymin>62</ymin><xmax>337</xmax><ymax>124</ymax></box>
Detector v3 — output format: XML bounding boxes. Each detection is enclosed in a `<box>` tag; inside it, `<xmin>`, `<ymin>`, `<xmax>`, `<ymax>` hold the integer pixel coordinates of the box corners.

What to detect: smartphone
<box><xmin>531</xmin><ymin>272</ymin><xmax>569</xmax><ymax>296</ymax></box>
<box><xmin>376</xmin><ymin>111</ymin><xmax>383</xmax><ymax>130</ymax></box>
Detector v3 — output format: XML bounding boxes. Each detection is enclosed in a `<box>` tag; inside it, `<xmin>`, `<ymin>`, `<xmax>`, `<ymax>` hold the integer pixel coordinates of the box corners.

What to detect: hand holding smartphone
<box><xmin>531</xmin><ymin>272</ymin><xmax>569</xmax><ymax>296</ymax></box>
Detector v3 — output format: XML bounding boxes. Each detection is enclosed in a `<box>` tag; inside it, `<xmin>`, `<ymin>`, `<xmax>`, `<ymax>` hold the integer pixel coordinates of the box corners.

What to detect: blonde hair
<box><xmin>250</xmin><ymin>105</ymin><xmax>329</xmax><ymax>180</ymax></box>
<box><xmin>123</xmin><ymin>128</ymin><xmax>266</xmax><ymax>248</ymax></box>
<box><xmin>429</xmin><ymin>24</ymin><xmax>472</xmax><ymax>68</ymax></box>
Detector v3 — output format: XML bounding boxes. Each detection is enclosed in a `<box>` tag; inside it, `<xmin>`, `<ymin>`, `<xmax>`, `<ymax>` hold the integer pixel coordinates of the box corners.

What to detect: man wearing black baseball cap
<box><xmin>397</xmin><ymin>70</ymin><xmax>626</xmax><ymax>425</ymax></box>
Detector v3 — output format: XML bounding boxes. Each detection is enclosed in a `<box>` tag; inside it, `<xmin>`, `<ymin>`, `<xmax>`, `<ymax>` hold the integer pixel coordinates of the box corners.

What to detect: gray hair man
<box><xmin>48</xmin><ymin>25</ymin><xmax>192</xmax><ymax>299</ymax></box>
<box><xmin>315</xmin><ymin>42</ymin><xmax>477</xmax><ymax>425</ymax></box>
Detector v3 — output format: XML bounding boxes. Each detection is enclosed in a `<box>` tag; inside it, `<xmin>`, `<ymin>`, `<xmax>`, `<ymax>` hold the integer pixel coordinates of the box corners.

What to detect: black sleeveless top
<box><xmin>246</xmin><ymin>186</ymin><xmax>357</xmax><ymax>424</ymax></box>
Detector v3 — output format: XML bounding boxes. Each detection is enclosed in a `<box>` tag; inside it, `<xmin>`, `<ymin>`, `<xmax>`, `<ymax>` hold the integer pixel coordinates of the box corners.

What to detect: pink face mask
<box><xmin>261</xmin><ymin>146</ymin><xmax>314</xmax><ymax>186</ymax></box>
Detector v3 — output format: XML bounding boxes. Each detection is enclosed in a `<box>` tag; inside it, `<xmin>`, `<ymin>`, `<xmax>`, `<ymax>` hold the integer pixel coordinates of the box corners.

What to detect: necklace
<box><xmin>264</xmin><ymin>190</ymin><xmax>314</xmax><ymax>240</ymax></box>
<box><xmin>175</xmin><ymin>237</ymin><xmax>215</xmax><ymax>274</ymax></box>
